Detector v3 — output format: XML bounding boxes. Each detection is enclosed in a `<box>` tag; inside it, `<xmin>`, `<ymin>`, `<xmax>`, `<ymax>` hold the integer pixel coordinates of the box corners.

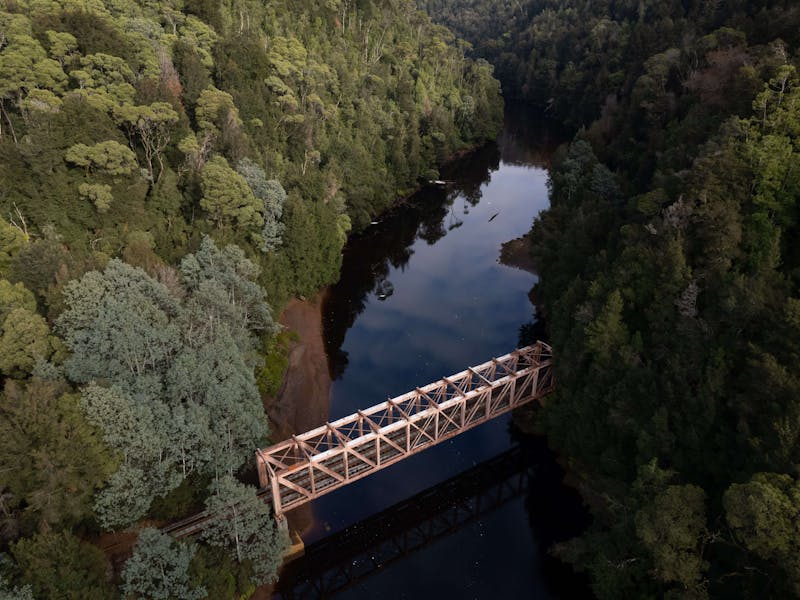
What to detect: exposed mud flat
<box><xmin>264</xmin><ymin>295</ymin><xmax>332</xmax><ymax>541</ymax></box>
<box><xmin>267</xmin><ymin>296</ymin><xmax>332</xmax><ymax>442</ymax></box>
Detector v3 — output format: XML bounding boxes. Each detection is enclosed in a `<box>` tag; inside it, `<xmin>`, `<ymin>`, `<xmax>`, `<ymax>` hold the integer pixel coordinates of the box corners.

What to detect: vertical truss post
<box><xmin>269</xmin><ymin>463</ymin><xmax>283</xmax><ymax>520</ymax></box>
<box><xmin>256</xmin><ymin>343</ymin><xmax>554</xmax><ymax>515</ymax></box>
<box><xmin>256</xmin><ymin>449</ymin><xmax>269</xmax><ymax>489</ymax></box>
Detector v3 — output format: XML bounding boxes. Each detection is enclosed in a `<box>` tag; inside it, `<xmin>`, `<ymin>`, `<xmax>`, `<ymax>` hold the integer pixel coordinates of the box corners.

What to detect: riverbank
<box><xmin>263</xmin><ymin>293</ymin><xmax>332</xmax><ymax>544</ymax></box>
<box><xmin>499</xmin><ymin>234</ymin><xmax>536</xmax><ymax>274</ymax></box>
<box><xmin>271</xmin><ymin>106</ymin><xmax>592</xmax><ymax>598</ymax></box>
<box><xmin>265</xmin><ymin>137</ymin><xmax>501</xmax><ymax>435</ymax></box>
<box><xmin>500</xmin><ymin>228</ymin><xmax>598</xmax><ymax>564</ymax></box>
<box><xmin>266</xmin><ymin>295</ymin><xmax>332</xmax><ymax>441</ymax></box>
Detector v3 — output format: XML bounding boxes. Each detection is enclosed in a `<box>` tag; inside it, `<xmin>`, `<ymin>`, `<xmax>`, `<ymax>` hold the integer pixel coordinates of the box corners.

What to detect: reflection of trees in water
<box><xmin>323</xmin><ymin>109</ymin><xmax>565</xmax><ymax>381</ymax></box>
<box><xmin>323</xmin><ymin>187</ymin><xmax>455</xmax><ymax>379</ymax></box>
<box><xmin>323</xmin><ymin>142</ymin><xmax>500</xmax><ymax>379</ymax></box>
<box><xmin>445</xmin><ymin>142</ymin><xmax>499</xmax><ymax>207</ymax></box>
<box><xmin>374</xmin><ymin>278</ymin><xmax>394</xmax><ymax>300</ymax></box>
<box><xmin>497</xmin><ymin>104</ymin><xmax>568</xmax><ymax>168</ymax></box>
<box><xmin>512</xmin><ymin>430</ymin><xmax>592</xmax><ymax>597</ymax></box>
<box><xmin>416</xmin><ymin>205</ymin><xmax>448</xmax><ymax>245</ymax></box>
<box><xmin>447</xmin><ymin>205</ymin><xmax>464</xmax><ymax>231</ymax></box>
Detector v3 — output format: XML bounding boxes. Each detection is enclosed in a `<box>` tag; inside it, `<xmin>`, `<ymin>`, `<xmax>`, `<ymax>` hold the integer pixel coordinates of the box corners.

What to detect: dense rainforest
<box><xmin>422</xmin><ymin>0</ymin><xmax>800</xmax><ymax>598</ymax></box>
<box><xmin>0</xmin><ymin>0</ymin><xmax>503</xmax><ymax>596</ymax></box>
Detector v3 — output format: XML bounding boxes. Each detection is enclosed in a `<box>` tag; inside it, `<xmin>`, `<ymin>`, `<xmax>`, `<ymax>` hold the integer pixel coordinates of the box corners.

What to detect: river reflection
<box><xmin>282</xmin><ymin>108</ymin><xmax>589</xmax><ymax>599</ymax></box>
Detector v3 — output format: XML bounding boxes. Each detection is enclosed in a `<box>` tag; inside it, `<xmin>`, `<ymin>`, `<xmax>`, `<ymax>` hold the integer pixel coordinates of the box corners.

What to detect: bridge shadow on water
<box><xmin>273</xmin><ymin>433</ymin><xmax>592</xmax><ymax>600</ymax></box>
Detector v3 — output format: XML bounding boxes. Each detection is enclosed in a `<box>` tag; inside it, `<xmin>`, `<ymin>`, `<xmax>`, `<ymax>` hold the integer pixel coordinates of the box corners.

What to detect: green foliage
<box><xmin>147</xmin><ymin>475</ymin><xmax>208</xmax><ymax>522</ymax></box>
<box><xmin>121</xmin><ymin>528</ymin><xmax>206</xmax><ymax>600</ymax></box>
<box><xmin>7</xmin><ymin>235</ymin><xmax>70</xmax><ymax>309</ymax></box>
<box><xmin>45</xmin><ymin>31</ymin><xmax>78</xmax><ymax>65</ymax></box>
<box><xmin>0</xmin><ymin>577</ymin><xmax>34</xmax><ymax>600</ymax></box>
<box><xmin>81</xmin><ymin>383</ymin><xmax>182</xmax><ymax>528</ymax></box>
<box><xmin>166</xmin><ymin>330</ymin><xmax>268</xmax><ymax>477</ymax></box>
<box><xmin>257</xmin><ymin>329</ymin><xmax>296</xmax><ymax>397</ymax></box>
<box><xmin>0</xmin><ymin>307</ymin><xmax>56</xmax><ymax>377</ymax></box>
<box><xmin>0</xmin><ymin>279</ymin><xmax>35</xmax><ymax>321</ymax></box>
<box><xmin>78</xmin><ymin>182</ymin><xmax>114</xmax><ymax>212</ymax></box>
<box><xmin>58</xmin><ymin>259</ymin><xmax>181</xmax><ymax>393</ymax></box>
<box><xmin>173</xmin><ymin>41</ymin><xmax>211</xmax><ymax>107</ymax></box>
<box><xmin>0</xmin><ymin>0</ymin><xmax>504</xmax><ymax>594</ymax></box>
<box><xmin>448</xmin><ymin>1</ymin><xmax>800</xmax><ymax>597</ymax></box>
<box><xmin>188</xmin><ymin>545</ymin><xmax>252</xmax><ymax>600</ymax></box>
<box><xmin>60</xmin><ymin>240</ymin><xmax>272</xmax><ymax>526</ymax></box>
<box><xmin>2</xmin><ymin>0</ymin><xmax>502</xmax><ymax>308</ymax></box>
<box><xmin>201</xmin><ymin>476</ymin><xmax>287</xmax><ymax>585</ymax></box>
<box><xmin>11</xmin><ymin>530</ymin><xmax>115</xmax><ymax>600</ymax></box>
<box><xmin>194</xmin><ymin>86</ymin><xmax>240</xmax><ymax>138</ymax></box>
<box><xmin>200</xmin><ymin>155</ymin><xmax>263</xmax><ymax>232</ymax></box>
<box><xmin>0</xmin><ymin>219</ymin><xmax>27</xmax><ymax>276</ymax></box>
<box><xmin>0</xmin><ymin>32</ymin><xmax>67</xmax><ymax>105</ymax></box>
<box><xmin>584</xmin><ymin>289</ymin><xmax>628</xmax><ymax>366</ymax></box>
<box><xmin>113</xmin><ymin>102</ymin><xmax>180</xmax><ymax>183</ymax></box>
<box><xmin>635</xmin><ymin>485</ymin><xmax>708</xmax><ymax>592</ymax></box>
<box><xmin>236</xmin><ymin>158</ymin><xmax>286</xmax><ymax>251</ymax></box>
<box><xmin>180</xmin><ymin>235</ymin><xmax>276</xmax><ymax>338</ymax></box>
<box><xmin>279</xmin><ymin>191</ymin><xmax>345</xmax><ymax>296</ymax></box>
<box><xmin>65</xmin><ymin>141</ymin><xmax>138</xmax><ymax>176</ymax></box>
<box><xmin>0</xmin><ymin>378</ymin><xmax>116</xmax><ymax>530</ymax></box>
<box><xmin>724</xmin><ymin>473</ymin><xmax>800</xmax><ymax>593</ymax></box>
<box><xmin>0</xmin><ymin>278</ymin><xmax>60</xmax><ymax>378</ymax></box>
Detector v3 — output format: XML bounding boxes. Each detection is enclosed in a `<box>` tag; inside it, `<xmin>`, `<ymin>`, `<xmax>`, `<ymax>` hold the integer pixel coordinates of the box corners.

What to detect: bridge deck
<box><xmin>256</xmin><ymin>342</ymin><xmax>553</xmax><ymax>518</ymax></box>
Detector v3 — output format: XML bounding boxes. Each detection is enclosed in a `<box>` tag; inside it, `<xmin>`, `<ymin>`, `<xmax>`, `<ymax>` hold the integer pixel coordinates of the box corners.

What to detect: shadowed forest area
<box><xmin>0</xmin><ymin>0</ymin><xmax>502</xmax><ymax>596</ymax></box>
<box><xmin>3</xmin><ymin>0</ymin><xmax>800</xmax><ymax>597</ymax></box>
<box><xmin>421</xmin><ymin>0</ymin><xmax>800</xmax><ymax>598</ymax></box>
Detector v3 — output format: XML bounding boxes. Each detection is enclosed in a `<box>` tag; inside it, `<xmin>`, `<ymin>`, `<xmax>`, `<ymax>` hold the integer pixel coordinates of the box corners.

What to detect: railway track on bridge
<box><xmin>258</xmin><ymin>343</ymin><xmax>553</xmax><ymax>518</ymax></box>
<box><xmin>153</xmin><ymin>343</ymin><xmax>553</xmax><ymax>540</ymax></box>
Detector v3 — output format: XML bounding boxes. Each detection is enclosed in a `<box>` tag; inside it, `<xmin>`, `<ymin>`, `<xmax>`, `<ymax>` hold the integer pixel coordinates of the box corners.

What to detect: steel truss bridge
<box><xmin>275</xmin><ymin>446</ymin><xmax>530</xmax><ymax>599</ymax></box>
<box><xmin>256</xmin><ymin>342</ymin><xmax>553</xmax><ymax>521</ymax></box>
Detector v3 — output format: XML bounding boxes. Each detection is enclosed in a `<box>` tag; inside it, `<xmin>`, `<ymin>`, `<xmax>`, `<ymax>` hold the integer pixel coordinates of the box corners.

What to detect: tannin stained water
<box><xmin>275</xmin><ymin>108</ymin><xmax>591</xmax><ymax>599</ymax></box>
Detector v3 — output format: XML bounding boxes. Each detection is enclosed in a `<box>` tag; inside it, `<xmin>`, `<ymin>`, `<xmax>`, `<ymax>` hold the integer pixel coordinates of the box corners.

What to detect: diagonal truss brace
<box><xmin>256</xmin><ymin>342</ymin><xmax>554</xmax><ymax>518</ymax></box>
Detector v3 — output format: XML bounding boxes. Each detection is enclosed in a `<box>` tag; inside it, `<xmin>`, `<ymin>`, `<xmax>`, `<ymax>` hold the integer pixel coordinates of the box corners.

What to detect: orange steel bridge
<box><xmin>256</xmin><ymin>342</ymin><xmax>554</xmax><ymax>521</ymax></box>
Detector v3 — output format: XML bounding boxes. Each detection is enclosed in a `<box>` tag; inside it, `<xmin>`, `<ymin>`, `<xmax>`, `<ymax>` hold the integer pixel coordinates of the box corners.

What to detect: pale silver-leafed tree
<box><xmin>122</xmin><ymin>528</ymin><xmax>206</xmax><ymax>600</ymax></box>
<box><xmin>202</xmin><ymin>475</ymin><xmax>288</xmax><ymax>584</ymax></box>
<box><xmin>236</xmin><ymin>158</ymin><xmax>286</xmax><ymax>251</ymax></box>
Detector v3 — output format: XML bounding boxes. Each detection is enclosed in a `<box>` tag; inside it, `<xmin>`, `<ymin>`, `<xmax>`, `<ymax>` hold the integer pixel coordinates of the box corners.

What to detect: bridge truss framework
<box><xmin>256</xmin><ymin>342</ymin><xmax>553</xmax><ymax>519</ymax></box>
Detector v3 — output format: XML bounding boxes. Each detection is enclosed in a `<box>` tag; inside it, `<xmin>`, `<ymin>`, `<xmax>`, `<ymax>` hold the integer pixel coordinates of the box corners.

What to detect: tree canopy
<box><xmin>0</xmin><ymin>0</ymin><xmax>502</xmax><ymax>595</ymax></box>
<box><xmin>422</xmin><ymin>0</ymin><xmax>800</xmax><ymax>596</ymax></box>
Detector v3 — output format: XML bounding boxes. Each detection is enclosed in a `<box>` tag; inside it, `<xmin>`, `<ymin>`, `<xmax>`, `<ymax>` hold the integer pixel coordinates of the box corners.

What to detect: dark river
<box><xmin>275</xmin><ymin>108</ymin><xmax>591</xmax><ymax>599</ymax></box>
